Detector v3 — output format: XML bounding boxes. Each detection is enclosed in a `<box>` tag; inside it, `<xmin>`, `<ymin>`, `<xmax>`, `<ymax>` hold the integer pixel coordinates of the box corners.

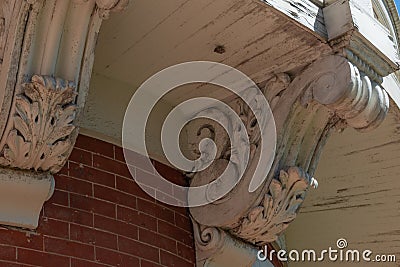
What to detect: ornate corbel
<box><xmin>0</xmin><ymin>0</ymin><xmax>129</xmax><ymax>229</ymax></box>
<box><xmin>186</xmin><ymin>55</ymin><xmax>390</xmax><ymax>266</ymax></box>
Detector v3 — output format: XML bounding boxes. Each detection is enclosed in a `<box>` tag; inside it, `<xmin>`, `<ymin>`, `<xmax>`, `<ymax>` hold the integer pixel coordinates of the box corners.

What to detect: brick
<box><xmin>165</xmin><ymin>203</ymin><xmax>190</xmax><ymax>217</ymax></box>
<box><xmin>95</xmin><ymin>247</ymin><xmax>140</xmax><ymax>267</ymax></box>
<box><xmin>94</xmin><ymin>215</ymin><xmax>138</xmax><ymax>240</ymax></box>
<box><xmin>94</xmin><ymin>185</ymin><xmax>136</xmax><ymax>209</ymax></box>
<box><xmin>153</xmin><ymin>161</ymin><xmax>187</xmax><ymax>186</ymax></box>
<box><xmin>136</xmin><ymin>168</ymin><xmax>173</xmax><ymax>195</ymax></box>
<box><xmin>69</xmin><ymin>162</ymin><xmax>115</xmax><ymax>188</ymax></box>
<box><xmin>70</xmin><ymin>193</ymin><xmax>116</xmax><ymax>218</ymax></box>
<box><xmin>115</xmin><ymin>147</ymin><xmax>155</xmax><ymax>173</ymax></box>
<box><xmin>154</xmin><ymin>190</ymin><xmax>183</xmax><ymax>207</ymax></box>
<box><xmin>17</xmin><ymin>249</ymin><xmax>69</xmax><ymax>267</ymax></box>
<box><xmin>137</xmin><ymin>198</ymin><xmax>174</xmax><ymax>222</ymax></box>
<box><xmin>160</xmin><ymin>250</ymin><xmax>193</xmax><ymax>267</ymax></box>
<box><xmin>117</xmin><ymin>206</ymin><xmax>157</xmax><ymax>231</ymax></box>
<box><xmin>70</xmin><ymin>224</ymin><xmax>117</xmax><ymax>250</ymax></box>
<box><xmin>158</xmin><ymin>220</ymin><xmax>193</xmax><ymax>247</ymax></box>
<box><xmin>55</xmin><ymin>175</ymin><xmax>92</xmax><ymax>196</ymax></box>
<box><xmin>177</xmin><ymin>242</ymin><xmax>195</xmax><ymax>263</ymax></box>
<box><xmin>0</xmin><ymin>261</ymin><xmax>27</xmax><ymax>267</ymax></box>
<box><xmin>0</xmin><ymin>245</ymin><xmax>16</xmax><ymax>261</ymax></box>
<box><xmin>175</xmin><ymin>212</ymin><xmax>193</xmax><ymax>233</ymax></box>
<box><xmin>139</xmin><ymin>228</ymin><xmax>176</xmax><ymax>254</ymax></box>
<box><xmin>71</xmin><ymin>258</ymin><xmax>109</xmax><ymax>267</ymax></box>
<box><xmin>44</xmin><ymin>237</ymin><xmax>94</xmax><ymax>260</ymax></box>
<box><xmin>116</xmin><ymin>175</ymin><xmax>154</xmax><ymax>202</ymax></box>
<box><xmin>0</xmin><ymin>228</ymin><xmax>43</xmax><ymax>251</ymax></box>
<box><xmin>69</xmin><ymin>148</ymin><xmax>92</xmax><ymax>166</ymax></box>
<box><xmin>0</xmin><ymin>135</ymin><xmax>196</xmax><ymax>267</ymax></box>
<box><xmin>93</xmin><ymin>154</ymin><xmax>132</xmax><ymax>178</ymax></box>
<box><xmin>47</xmin><ymin>189</ymin><xmax>68</xmax><ymax>206</ymax></box>
<box><xmin>44</xmin><ymin>204</ymin><xmax>93</xmax><ymax>227</ymax></box>
<box><xmin>75</xmin><ymin>135</ymin><xmax>114</xmax><ymax>158</ymax></box>
<box><xmin>118</xmin><ymin>236</ymin><xmax>159</xmax><ymax>262</ymax></box>
<box><xmin>58</xmin><ymin>163</ymin><xmax>69</xmax><ymax>175</ymax></box>
<box><xmin>141</xmin><ymin>260</ymin><xmax>163</xmax><ymax>267</ymax></box>
<box><xmin>114</xmin><ymin>146</ymin><xmax>125</xmax><ymax>162</ymax></box>
<box><xmin>37</xmin><ymin>218</ymin><xmax>69</xmax><ymax>239</ymax></box>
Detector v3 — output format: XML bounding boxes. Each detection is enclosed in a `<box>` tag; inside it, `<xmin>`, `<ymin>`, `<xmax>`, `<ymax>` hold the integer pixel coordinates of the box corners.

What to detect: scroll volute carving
<box><xmin>273</xmin><ymin>55</ymin><xmax>389</xmax><ymax>135</ymax></box>
<box><xmin>187</xmin><ymin>87</ymin><xmax>275</xmax><ymax>228</ymax></box>
<box><xmin>184</xmin><ymin>115</ymin><xmax>230</xmax><ymax>172</ymax></box>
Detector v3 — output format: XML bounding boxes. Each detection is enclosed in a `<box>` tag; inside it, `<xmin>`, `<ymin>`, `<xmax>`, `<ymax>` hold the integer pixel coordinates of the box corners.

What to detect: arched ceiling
<box><xmin>80</xmin><ymin>0</ymin><xmax>331</xmax><ymax>150</ymax></box>
<box><xmin>80</xmin><ymin>0</ymin><xmax>400</xmax><ymax>163</ymax></box>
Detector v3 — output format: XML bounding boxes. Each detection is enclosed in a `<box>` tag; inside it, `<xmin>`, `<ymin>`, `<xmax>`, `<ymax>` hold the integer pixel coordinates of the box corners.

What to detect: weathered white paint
<box><xmin>257</xmin><ymin>0</ymin><xmax>327</xmax><ymax>38</ymax></box>
<box><xmin>83</xmin><ymin>0</ymin><xmax>331</xmax><ymax>148</ymax></box>
<box><xmin>324</xmin><ymin>0</ymin><xmax>399</xmax><ymax>76</ymax></box>
<box><xmin>1</xmin><ymin>0</ymin><xmax>398</xmax><ymax>264</ymax></box>
<box><xmin>285</xmin><ymin>106</ymin><xmax>400</xmax><ymax>266</ymax></box>
<box><xmin>325</xmin><ymin>0</ymin><xmax>374</xmax><ymax>14</ymax></box>
<box><xmin>309</xmin><ymin>0</ymin><xmax>324</xmax><ymax>8</ymax></box>
<box><xmin>383</xmin><ymin>72</ymin><xmax>400</xmax><ymax>109</ymax></box>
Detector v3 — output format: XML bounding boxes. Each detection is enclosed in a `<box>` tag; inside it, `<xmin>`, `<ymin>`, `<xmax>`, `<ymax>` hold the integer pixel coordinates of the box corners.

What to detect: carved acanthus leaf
<box><xmin>230</xmin><ymin>167</ymin><xmax>312</xmax><ymax>245</ymax></box>
<box><xmin>0</xmin><ymin>75</ymin><xmax>77</xmax><ymax>173</ymax></box>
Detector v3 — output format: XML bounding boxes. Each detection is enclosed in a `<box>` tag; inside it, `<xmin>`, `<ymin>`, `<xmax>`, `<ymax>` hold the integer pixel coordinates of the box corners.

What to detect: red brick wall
<box><xmin>0</xmin><ymin>135</ymin><xmax>195</xmax><ymax>267</ymax></box>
